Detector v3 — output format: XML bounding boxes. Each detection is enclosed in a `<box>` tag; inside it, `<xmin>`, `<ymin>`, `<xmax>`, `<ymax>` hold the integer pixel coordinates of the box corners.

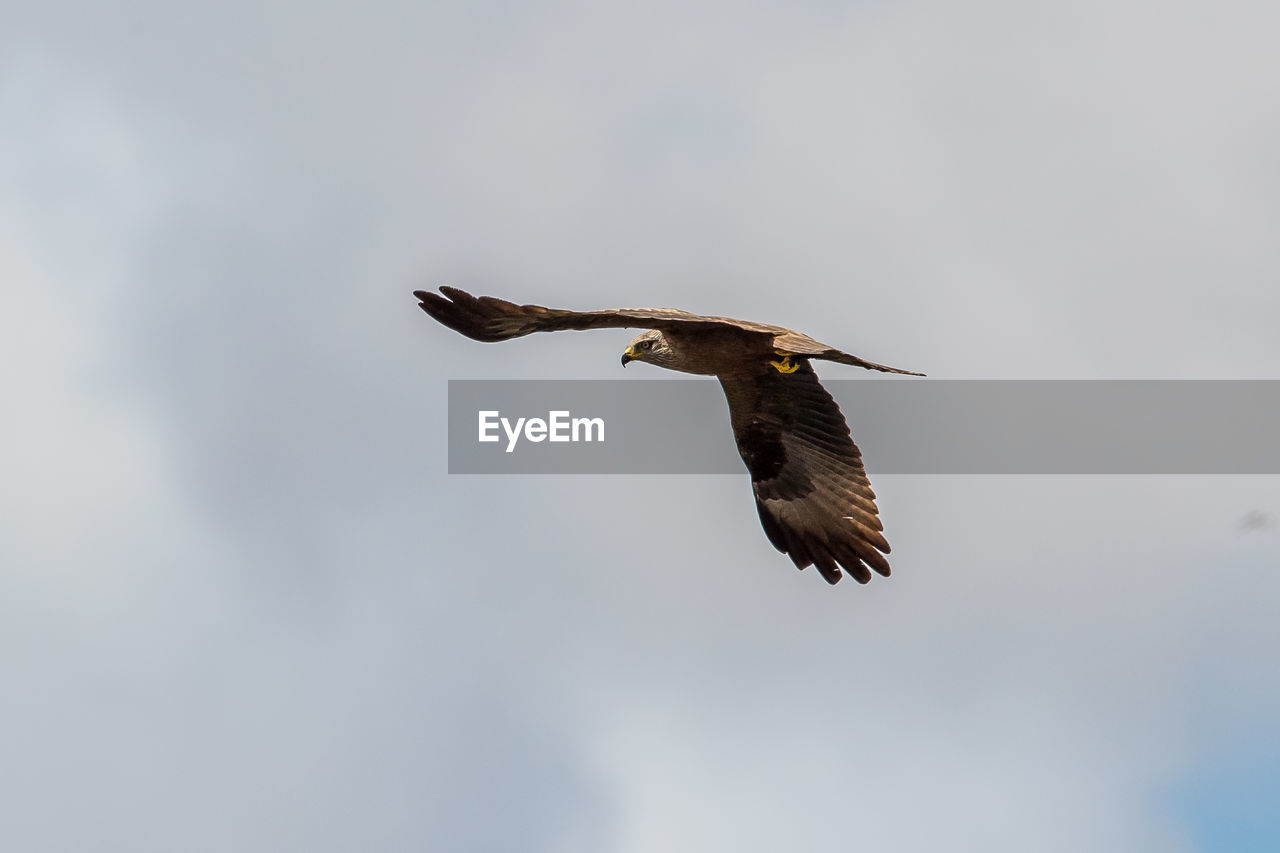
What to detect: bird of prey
<box><xmin>414</xmin><ymin>286</ymin><xmax>923</xmax><ymax>585</ymax></box>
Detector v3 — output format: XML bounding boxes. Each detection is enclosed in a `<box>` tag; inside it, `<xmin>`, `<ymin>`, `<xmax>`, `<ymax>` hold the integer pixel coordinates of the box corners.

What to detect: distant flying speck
<box><xmin>414</xmin><ymin>286</ymin><xmax>924</xmax><ymax>586</ymax></box>
<box><xmin>1239</xmin><ymin>510</ymin><xmax>1274</xmax><ymax>532</ymax></box>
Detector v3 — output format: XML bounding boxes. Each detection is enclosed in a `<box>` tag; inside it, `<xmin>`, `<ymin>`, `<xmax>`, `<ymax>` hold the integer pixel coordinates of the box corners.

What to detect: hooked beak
<box><xmin>621</xmin><ymin>346</ymin><xmax>635</xmax><ymax>367</ymax></box>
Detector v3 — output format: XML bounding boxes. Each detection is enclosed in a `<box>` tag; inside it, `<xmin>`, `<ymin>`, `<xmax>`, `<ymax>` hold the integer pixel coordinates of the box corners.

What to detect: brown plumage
<box><xmin>414</xmin><ymin>286</ymin><xmax>923</xmax><ymax>586</ymax></box>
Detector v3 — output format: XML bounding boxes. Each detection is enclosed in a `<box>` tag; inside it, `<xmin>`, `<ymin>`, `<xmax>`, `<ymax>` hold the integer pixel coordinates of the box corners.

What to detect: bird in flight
<box><xmin>414</xmin><ymin>286</ymin><xmax>923</xmax><ymax>585</ymax></box>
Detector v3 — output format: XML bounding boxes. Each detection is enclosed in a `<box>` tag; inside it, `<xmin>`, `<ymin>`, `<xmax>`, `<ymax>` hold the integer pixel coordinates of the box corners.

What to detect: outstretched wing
<box><xmin>415</xmin><ymin>286</ymin><xmax>785</xmax><ymax>343</ymax></box>
<box><xmin>719</xmin><ymin>363</ymin><xmax>892</xmax><ymax>585</ymax></box>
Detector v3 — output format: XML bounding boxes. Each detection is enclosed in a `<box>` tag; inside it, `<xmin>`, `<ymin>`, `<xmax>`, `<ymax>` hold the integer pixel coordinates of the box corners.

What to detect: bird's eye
<box><xmin>640</xmin><ymin>339</ymin><xmax>654</xmax><ymax>350</ymax></box>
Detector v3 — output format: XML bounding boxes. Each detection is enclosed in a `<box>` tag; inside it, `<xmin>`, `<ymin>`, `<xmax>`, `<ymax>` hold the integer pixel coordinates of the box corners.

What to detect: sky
<box><xmin>3</xmin><ymin>1</ymin><xmax>1279</xmax><ymax>850</ymax></box>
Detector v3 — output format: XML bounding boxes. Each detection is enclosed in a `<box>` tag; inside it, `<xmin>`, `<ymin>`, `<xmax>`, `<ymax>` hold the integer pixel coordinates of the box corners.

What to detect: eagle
<box><xmin>414</xmin><ymin>286</ymin><xmax>924</xmax><ymax>585</ymax></box>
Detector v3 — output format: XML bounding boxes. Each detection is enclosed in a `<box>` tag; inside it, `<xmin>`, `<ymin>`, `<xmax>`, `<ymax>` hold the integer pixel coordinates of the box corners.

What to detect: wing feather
<box><xmin>414</xmin><ymin>286</ymin><xmax>785</xmax><ymax>342</ymax></box>
<box><xmin>720</xmin><ymin>362</ymin><xmax>893</xmax><ymax>585</ymax></box>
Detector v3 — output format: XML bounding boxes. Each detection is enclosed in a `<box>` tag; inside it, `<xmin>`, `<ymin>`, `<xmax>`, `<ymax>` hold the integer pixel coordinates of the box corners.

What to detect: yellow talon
<box><xmin>770</xmin><ymin>353</ymin><xmax>800</xmax><ymax>374</ymax></box>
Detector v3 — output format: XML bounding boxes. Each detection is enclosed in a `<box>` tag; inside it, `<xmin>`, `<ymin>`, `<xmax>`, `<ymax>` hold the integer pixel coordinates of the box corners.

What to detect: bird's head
<box><xmin>620</xmin><ymin>330</ymin><xmax>673</xmax><ymax>368</ymax></box>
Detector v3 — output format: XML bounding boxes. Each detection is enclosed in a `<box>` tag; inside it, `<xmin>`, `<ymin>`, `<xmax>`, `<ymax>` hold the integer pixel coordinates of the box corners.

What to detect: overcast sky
<box><xmin>3</xmin><ymin>1</ymin><xmax>1279</xmax><ymax>850</ymax></box>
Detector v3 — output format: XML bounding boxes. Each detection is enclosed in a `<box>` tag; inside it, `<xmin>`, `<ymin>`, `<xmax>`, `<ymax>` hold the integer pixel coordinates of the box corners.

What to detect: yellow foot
<box><xmin>769</xmin><ymin>352</ymin><xmax>800</xmax><ymax>374</ymax></box>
